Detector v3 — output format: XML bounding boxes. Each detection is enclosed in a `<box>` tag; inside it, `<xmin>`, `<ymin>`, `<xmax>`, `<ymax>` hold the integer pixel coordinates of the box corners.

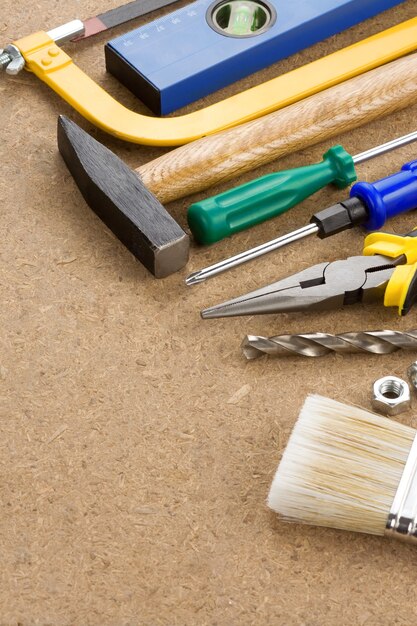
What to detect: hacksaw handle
<box><xmin>139</xmin><ymin>52</ymin><xmax>417</xmax><ymax>204</ymax></box>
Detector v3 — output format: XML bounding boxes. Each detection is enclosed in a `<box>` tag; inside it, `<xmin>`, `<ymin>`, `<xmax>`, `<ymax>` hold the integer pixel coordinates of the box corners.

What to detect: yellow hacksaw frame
<box><xmin>11</xmin><ymin>17</ymin><xmax>417</xmax><ymax>146</ymax></box>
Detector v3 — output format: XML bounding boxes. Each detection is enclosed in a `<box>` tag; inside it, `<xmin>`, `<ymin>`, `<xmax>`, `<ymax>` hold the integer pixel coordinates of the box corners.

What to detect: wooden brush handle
<box><xmin>138</xmin><ymin>52</ymin><xmax>417</xmax><ymax>204</ymax></box>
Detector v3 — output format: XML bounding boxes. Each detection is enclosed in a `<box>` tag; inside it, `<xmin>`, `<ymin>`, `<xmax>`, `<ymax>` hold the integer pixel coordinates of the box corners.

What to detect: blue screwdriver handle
<box><xmin>351</xmin><ymin>159</ymin><xmax>417</xmax><ymax>230</ymax></box>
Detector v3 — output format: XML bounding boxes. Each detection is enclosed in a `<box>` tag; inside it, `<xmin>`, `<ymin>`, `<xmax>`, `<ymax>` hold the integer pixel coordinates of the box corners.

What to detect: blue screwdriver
<box><xmin>186</xmin><ymin>159</ymin><xmax>417</xmax><ymax>285</ymax></box>
<box><xmin>188</xmin><ymin>130</ymin><xmax>417</xmax><ymax>245</ymax></box>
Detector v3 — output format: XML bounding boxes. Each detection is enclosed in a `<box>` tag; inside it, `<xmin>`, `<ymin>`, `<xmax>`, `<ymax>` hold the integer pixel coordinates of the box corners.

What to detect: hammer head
<box><xmin>57</xmin><ymin>115</ymin><xmax>189</xmax><ymax>278</ymax></box>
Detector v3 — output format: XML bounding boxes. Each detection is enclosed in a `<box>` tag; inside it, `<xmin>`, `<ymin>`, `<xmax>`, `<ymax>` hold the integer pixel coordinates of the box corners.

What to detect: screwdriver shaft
<box><xmin>353</xmin><ymin>129</ymin><xmax>417</xmax><ymax>165</ymax></box>
<box><xmin>242</xmin><ymin>329</ymin><xmax>417</xmax><ymax>359</ymax></box>
<box><xmin>189</xmin><ymin>128</ymin><xmax>417</xmax><ymax>246</ymax></box>
<box><xmin>188</xmin><ymin>155</ymin><xmax>417</xmax><ymax>284</ymax></box>
<box><xmin>186</xmin><ymin>223</ymin><xmax>319</xmax><ymax>285</ymax></box>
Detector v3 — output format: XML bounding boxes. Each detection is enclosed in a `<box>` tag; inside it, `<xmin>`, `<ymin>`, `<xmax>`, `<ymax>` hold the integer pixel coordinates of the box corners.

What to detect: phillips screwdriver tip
<box><xmin>185</xmin><ymin>271</ymin><xmax>205</xmax><ymax>286</ymax></box>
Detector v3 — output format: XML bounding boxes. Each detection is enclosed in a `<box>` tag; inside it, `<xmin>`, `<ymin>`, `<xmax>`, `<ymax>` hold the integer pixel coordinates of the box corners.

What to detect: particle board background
<box><xmin>2</xmin><ymin>1</ymin><xmax>417</xmax><ymax>624</ymax></box>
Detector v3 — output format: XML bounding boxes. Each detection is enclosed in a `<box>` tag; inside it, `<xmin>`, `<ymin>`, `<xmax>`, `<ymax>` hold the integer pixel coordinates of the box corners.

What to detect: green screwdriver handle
<box><xmin>187</xmin><ymin>145</ymin><xmax>357</xmax><ymax>245</ymax></box>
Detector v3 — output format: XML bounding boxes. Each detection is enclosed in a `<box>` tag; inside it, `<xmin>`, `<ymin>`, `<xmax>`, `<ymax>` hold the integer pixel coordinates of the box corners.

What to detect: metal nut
<box><xmin>372</xmin><ymin>376</ymin><xmax>411</xmax><ymax>416</ymax></box>
<box><xmin>0</xmin><ymin>44</ymin><xmax>25</xmax><ymax>75</ymax></box>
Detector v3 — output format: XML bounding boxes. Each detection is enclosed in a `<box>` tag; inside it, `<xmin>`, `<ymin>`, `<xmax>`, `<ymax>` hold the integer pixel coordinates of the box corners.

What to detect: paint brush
<box><xmin>268</xmin><ymin>395</ymin><xmax>417</xmax><ymax>542</ymax></box>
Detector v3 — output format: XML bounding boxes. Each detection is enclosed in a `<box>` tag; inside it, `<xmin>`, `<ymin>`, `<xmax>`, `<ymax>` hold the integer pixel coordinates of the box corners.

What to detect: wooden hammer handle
<box><xmin>138</xmin><ymin>52</ymin><xmax>417</xmax><ymax>205</ymax></box>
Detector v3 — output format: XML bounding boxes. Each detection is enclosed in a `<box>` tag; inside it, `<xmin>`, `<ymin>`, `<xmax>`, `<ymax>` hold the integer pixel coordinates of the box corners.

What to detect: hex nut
<box><xmin>372</xmin><ymin>376</ymin><xmax>411</xmax><ymax>417</ymax></box>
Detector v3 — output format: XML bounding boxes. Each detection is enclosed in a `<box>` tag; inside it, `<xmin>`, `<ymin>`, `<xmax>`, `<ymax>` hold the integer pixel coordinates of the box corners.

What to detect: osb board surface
<box><xmin>2</xmin><ymin>1</ymin><xmax>417</xmax><ymax>624</ymax></box>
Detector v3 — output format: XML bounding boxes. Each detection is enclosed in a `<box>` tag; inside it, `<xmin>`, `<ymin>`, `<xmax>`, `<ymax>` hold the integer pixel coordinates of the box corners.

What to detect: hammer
<box><xmin>58</xmin><ymin>52</ymin><xmax>417</xmax><ymax>278</ymax></box>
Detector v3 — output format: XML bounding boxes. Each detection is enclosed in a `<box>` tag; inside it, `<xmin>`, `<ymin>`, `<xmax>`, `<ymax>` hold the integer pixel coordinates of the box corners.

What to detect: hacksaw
<box><xmin>3</xmin><ymin>16</ymin><xmax>417</xmax><ymax>146</ymax></box>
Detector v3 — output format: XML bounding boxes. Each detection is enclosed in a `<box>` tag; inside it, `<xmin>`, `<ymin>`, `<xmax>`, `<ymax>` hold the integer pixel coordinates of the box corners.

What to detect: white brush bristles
<box><xmin>268</xmin><ymin>395</ymin><xmax>416</xmax><ymax>536</ymax></box>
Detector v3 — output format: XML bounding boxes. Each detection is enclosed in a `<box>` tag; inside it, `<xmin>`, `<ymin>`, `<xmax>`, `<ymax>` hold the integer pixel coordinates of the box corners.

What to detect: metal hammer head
<box><xmin>57</xmin><ymin>115</ymin><xmax>189</xmax><ymax>278</ymax></box>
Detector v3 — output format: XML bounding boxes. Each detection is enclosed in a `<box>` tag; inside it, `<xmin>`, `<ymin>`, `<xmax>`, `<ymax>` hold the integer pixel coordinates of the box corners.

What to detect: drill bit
<box><xmin>241</xmin><ymin>329</ymin><xmax>417</xmax><ymax>359</ymax></box>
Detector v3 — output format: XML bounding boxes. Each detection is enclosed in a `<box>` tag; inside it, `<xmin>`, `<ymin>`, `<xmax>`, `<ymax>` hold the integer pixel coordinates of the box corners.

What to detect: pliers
<box><xmin>201</xmin><ymin>231</ymin><xmax>417</xmax><ymax>319</ymax></box>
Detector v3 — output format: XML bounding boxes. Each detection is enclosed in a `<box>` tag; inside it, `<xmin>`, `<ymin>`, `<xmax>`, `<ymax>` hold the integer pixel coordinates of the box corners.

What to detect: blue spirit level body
<box><xmin>105</xmin><ymin>0</ymin><xmax>405</xmax><ymax>115</ymax></box>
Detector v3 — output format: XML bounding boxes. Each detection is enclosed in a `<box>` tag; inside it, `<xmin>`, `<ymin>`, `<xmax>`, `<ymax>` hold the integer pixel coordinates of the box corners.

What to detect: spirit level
<box><xmin>4</xmin><ymin>14</ymin><xmax>417</xmax><ymax>145</ymax></box>
<box><xmin>105</xmin><ymin>0</ymin><xmax>406</xmax><ymax>114</ymax></box>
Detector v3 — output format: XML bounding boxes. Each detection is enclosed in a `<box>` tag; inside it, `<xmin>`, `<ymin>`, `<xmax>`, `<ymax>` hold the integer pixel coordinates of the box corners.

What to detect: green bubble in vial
<box><xmin>216</xmin><ymin>1</ymin><xmax>269</xmax><ymax>36</ymax></box>
<box><xmin>229</xmin><ymin>3</ymin><xmax>255</xmax><ymax>35</ymax></box>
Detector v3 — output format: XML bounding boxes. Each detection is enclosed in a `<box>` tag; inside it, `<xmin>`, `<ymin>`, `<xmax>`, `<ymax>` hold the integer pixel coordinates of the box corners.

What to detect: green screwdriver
<box><xmin>187</xmin><ymin>130</ymin><xmax>417</xmax><ymax>245</ymax></box>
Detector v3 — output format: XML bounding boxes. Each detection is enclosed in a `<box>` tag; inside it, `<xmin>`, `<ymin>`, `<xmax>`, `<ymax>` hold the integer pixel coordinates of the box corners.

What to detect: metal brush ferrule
<box><xmin>385</xmin><ymin>435</ymin><xmax>417</xmax><ymax>542</ymax></box>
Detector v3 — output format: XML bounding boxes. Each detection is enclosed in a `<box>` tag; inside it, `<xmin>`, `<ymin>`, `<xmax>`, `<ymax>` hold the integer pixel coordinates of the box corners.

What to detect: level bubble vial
<box><xmin>208</xmin><ymin>0</ymin><xmax>276</xmax><ymax>37</ymax></box>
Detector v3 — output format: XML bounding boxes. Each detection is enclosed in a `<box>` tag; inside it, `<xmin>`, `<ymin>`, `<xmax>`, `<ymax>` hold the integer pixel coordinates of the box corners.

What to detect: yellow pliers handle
<box><xmin>364</xmin><ymin>230</ymin><xmax>417</xmax><ymax>316</ymax></box>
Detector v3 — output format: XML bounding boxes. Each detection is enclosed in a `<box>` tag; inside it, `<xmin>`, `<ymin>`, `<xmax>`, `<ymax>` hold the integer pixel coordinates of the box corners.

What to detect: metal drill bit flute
<box><xmin>242</xmin><ymin>329</ymin><xmax>417</xmax><ymax>359</ymax></box>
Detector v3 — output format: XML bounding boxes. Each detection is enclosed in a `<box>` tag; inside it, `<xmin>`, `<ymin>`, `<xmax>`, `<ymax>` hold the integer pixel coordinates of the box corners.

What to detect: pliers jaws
<box><xmin>201</xmin><ymin>254</ymin><xmax>396</xmax><ymax>319</ymax></box>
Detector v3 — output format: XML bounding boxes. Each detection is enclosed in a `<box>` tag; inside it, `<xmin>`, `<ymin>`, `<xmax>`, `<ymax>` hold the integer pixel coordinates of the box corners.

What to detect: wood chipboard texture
<box><xmin>2</xmin><ymin>1</ymin><xmax>417</xmax><ymax>624</ymax></box>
